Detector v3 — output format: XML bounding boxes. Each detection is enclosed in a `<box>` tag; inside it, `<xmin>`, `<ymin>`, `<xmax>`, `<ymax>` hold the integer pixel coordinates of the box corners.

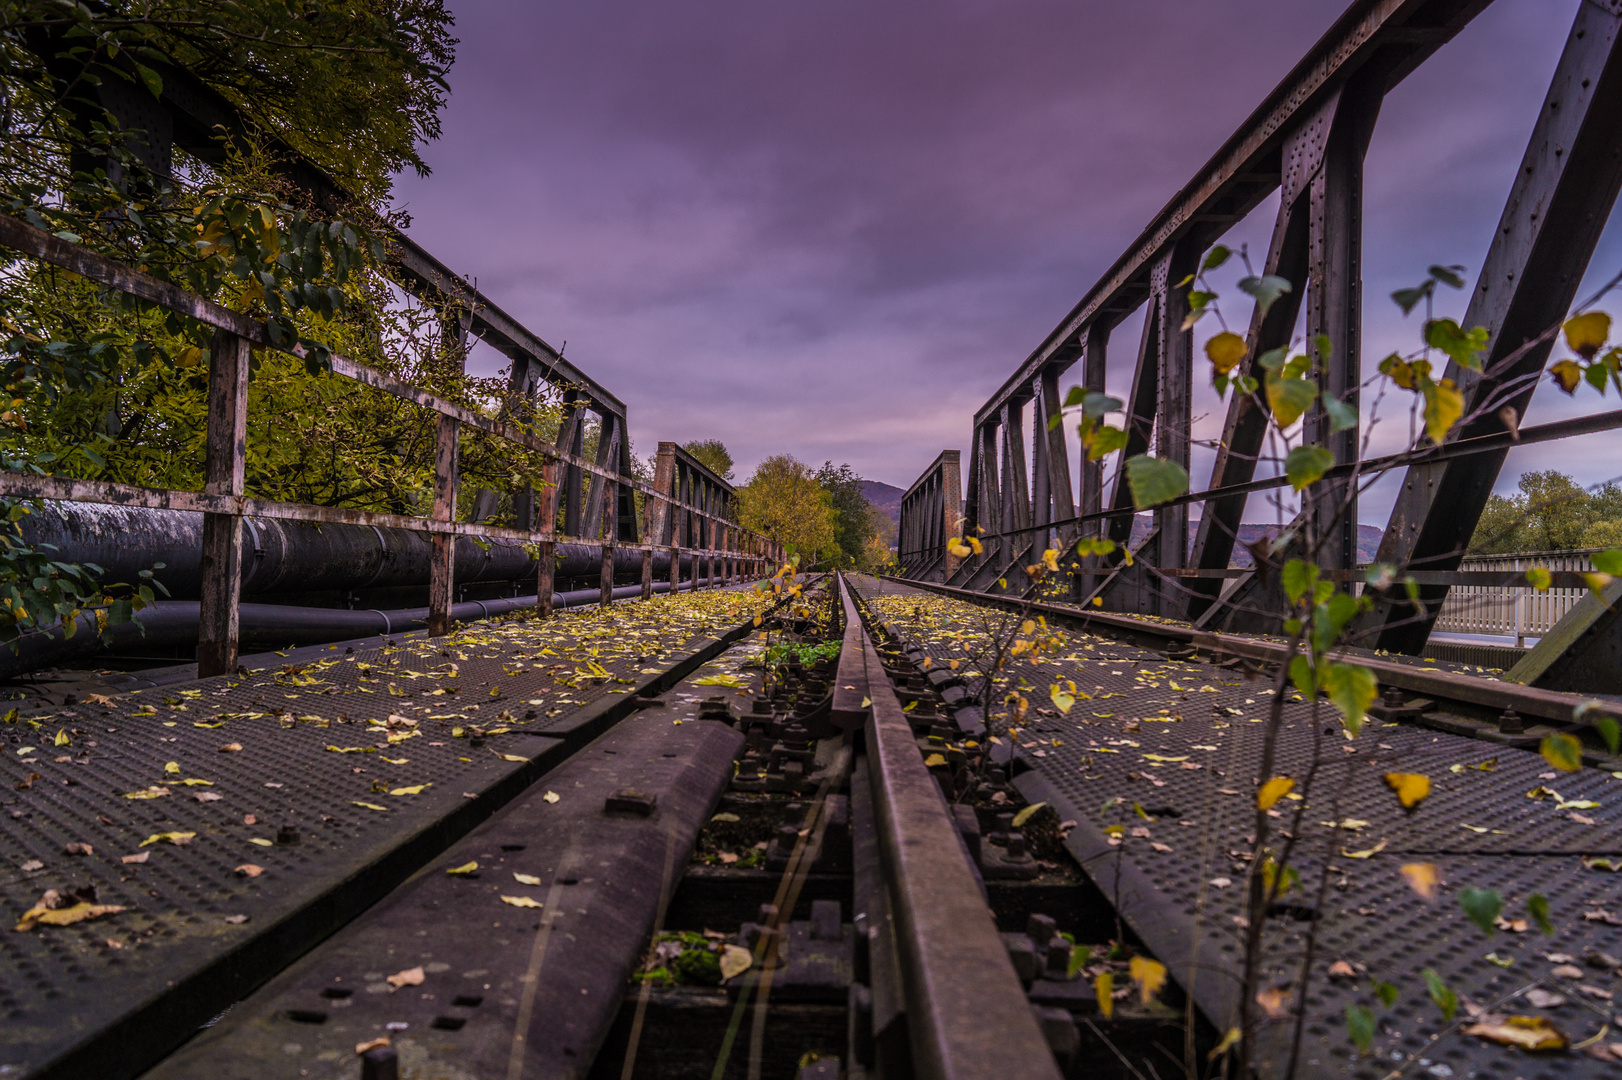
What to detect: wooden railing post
<box><xmin>640</xmin><ymin>546</ymin><xmax>653</xmax><ymax>600</ymax></box>
<box><xmin>427</xmin><ymin>410</ymin><xmax>459</xmax><ymax>637</ymax></box>
<box><xmin>536</xmin><ymin>458</ymin><xmax>559</xmax><ymax>618</ymax></box>
<box><xmin>670</xmin><ymin>543</ymin><xmax>681</xmax><ymax>593</ymax></box>
<box><xmin>197</xmin><ymin>329</ymin><xmax>251</xmax><ymax>677</ymax></box>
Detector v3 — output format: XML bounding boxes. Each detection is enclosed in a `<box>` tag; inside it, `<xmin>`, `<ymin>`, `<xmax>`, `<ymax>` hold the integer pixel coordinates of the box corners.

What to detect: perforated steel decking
<box><xmin>0</xmin><ymin>588</ymin><xmax>769</xmax><ymax>1080</ymax></box>
<box><xmin>851</xmin><ymin>575</ymin><xmax>1622</xmax><ymax>1080</ymax></box>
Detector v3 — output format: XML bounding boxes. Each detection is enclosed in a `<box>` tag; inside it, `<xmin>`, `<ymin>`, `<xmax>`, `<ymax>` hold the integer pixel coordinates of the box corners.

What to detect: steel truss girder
<box><xmin>1364</xmin><ymin>2</ymin><xmax>1622</xmax><ymax>653</ymax></box>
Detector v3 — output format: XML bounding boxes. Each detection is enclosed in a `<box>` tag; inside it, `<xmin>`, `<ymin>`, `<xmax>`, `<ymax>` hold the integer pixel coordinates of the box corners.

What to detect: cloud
<box><xmin>394</xmin><ymin>0</ymin><xmax>1620</xmax><ymax>524</ymax></box>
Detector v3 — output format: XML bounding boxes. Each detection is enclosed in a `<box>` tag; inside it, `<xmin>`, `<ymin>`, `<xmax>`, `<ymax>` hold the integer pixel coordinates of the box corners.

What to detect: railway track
<box><xmin>13</xmin><ymin>569</ymin><xmax>1610</xmax><ymax>1079</ymax></box>
<box><xmin>7</xmin><ymin>574</ymin><xmax>1154</xmax><ymax>1080</ymax></box>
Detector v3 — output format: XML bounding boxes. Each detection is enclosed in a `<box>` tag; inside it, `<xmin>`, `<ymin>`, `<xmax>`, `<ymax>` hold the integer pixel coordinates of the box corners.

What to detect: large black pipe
<box><xmin>19</xmin><ymin>502</ymin><xmax>717</xmax><ymax>598</ymax></box>
<box><xmin>0</xmin><ymin>577</ymin><xmax>726</xmax><ymax>679</ymax></box>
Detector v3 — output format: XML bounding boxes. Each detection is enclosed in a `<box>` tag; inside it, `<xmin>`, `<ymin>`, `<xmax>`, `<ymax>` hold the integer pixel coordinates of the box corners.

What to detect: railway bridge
<box><xmin>7</xmin><ymin>2</ymin><xmax>1622</xmax><ymax>1079</ymax></box>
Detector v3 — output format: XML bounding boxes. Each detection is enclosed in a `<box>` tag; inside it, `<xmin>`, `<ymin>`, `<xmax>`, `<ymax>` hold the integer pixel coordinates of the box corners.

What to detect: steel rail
<box><xmin>880</xmin><ymin>575</ymin><xmax>1622</xmax><ymax>732</ymax></box>
<box><xmin>836</xmin><ymin>574</ymin><xmax>1063</xmax><ymax>1080</ymax></box>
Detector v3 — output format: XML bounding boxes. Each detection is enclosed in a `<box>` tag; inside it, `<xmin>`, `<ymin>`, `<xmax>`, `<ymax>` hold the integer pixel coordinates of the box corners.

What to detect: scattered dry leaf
<box><xmin>385</xmin><ymin>966</ymin><xmax>425</xmax><ymax>990</ymax></box>
<box><xmin>1256</xmin><ymin>986</ymin><xmax>1290</xmax><ymax>1018</ymax></box>
<box><xmin>139</xmin><ymin>832</ymin><xmax>195</xmax><ymax>847</ymax></box>
<box><xmin>1400</xmin><ymin>862</ymin><xmax>1440</xmax><ymax>901</ymax></box>
<box><xmin>1524</xmin><ymin>988</ymin><xmax>1566</xmax><ymax>1008</ymax></box>
<box><xmin>542</xmin><ymin>791</ymin><xmax>560</xmax><ymax>804</ymax></box>
<box><xmin>234</xmin><ymin>864</ymin><xmax>263</xmax><ymax>878</ymax></box>
<box><xmin>355</xmin><ymin>1037</ymin><xmax>390</xmax><ymax>1054</ymax></box>
<box><xmin>719</xmin><ymin>943</ymin><xmax>753</xmax><ymax>980</ymax></box>
<box><xmin>1464</xmin><ymin>1015</ymin><xmax>1567</xmax><ymax>1050</ymax></box>
<box><xmin>445</xmin><ymin>861</ymin><xmax>478</xmax><ymax>875</ymax></box>
<box><xmin>513</xmin><ymin>873</ymin><xmax>542</xmax><ymax>885</ymax></box>
<box><xmin>120</xmin><ymin>852</ymin><xmax>149</xmax><ymax>865</ymax></box>
<box><xmin>1383</xmin><ymin>772</ymin><xmax>1432</xmax><ymax>809</ymax></box>
<box><xmin>223</xmin><ymin>914</ymin><xmax>249</xmax><ymax>925</ymax></box>
<box><xmin>501</xmin><ymin>895</ymin><xmax>543</xmax><ymax>909</ymax></box>
<box><xmin>1327</xmin><ymin>960</ymin><xmax>1357</xmax><ymax>979</ymax></box>
<box><xmin>219</xmin><ymin>743</ymin><xmax>242</xmax><ymax>752</ymax></box>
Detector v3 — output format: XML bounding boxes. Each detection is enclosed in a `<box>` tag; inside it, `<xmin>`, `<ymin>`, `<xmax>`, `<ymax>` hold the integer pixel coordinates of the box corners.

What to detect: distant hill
<box><xmin>860</xmin><ymin>480</ymin><xmax>905</xmax><ymax>526</ymax></box>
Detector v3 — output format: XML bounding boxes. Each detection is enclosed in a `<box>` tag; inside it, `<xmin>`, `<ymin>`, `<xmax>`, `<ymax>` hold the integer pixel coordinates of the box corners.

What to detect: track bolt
<box><xmin>1498</xmin><ymin>708</ymin><xmax>1523</xmax><ymax>734</ymax></box>
<box><xmin>360</xmin><ymin>1046</ymin><xmax>398</xmax><ymax>1080</ymax></box>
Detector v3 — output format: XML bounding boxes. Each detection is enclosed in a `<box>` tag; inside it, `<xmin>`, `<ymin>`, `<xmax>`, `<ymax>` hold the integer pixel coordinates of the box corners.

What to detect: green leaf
<box><xmin>1540</xmin><ymin>732</ymin><xmax>1583</xmax><ymax>772</ymax></box>
<box><xmin>1372</xmin><ymin>979</ymin><xmax>1399</xmax><ymax>1009</ymax></box>
<box><xmin>1391</xmin><ymin>280</ymin><xmax>1435</xmax><ymax>315</ymax></box>
<box><xmin>1011</xmin><ymin>802</ymin><xmax>1047</xmax><ymax>828</ymax></box>
<box><xmin>1062</xmin><ymin>386</ymin><xmax>1085</xmax><ymax>408</ymax></box>
<box><xmin>1266</xmin><ymin>376</ymin><xmax>1318</xmax><ymax>429</ymax></box>
<box><xmin>1324</xmin><ymin>662</ymin><xmax>1376</xmax><ymax>736</ymax></box>
<box><xmin>1068</xmin><ymin>943</ymin><xmax>1092</xmax><ymax>978</ymax></box>
<box><xmin>1322</xmin><ymin>394</ymin><xmax>1359</xmax><ymax>433</ymax></box>
<box><xmin>1345</xmin><ymin>1004</ymin><xmax>1376</xmax><ymax>1054</ymax></box>
<box><xmin>1459</xmin><ymin>887</ymin><xmax>1502</xmax><ymax>935</ymax></box>
<box><xmin>1525</xmin><ymin>566</ymin><xmax>1552</xmax><ymax>591</ymax></box>
<box><xmin>1594</xmin><ymin>715</ymin><xmax>1620</xmax><ymax>756</ymax></box>
<box><xmin>1082</xmin><ymin>392</ymin><xmax>1123</xmax><ymax>418</ymax></box>
<box><xmin>1289</xmin><ymin>654</ymin><xmax>1316</xmax><ymax>698</ymax></box>
<box><xmin>1084</xmin><ymin>424</ymin><xmax>1128</xmax><ymax>461</ymax></box>
<box><xmin>1201</xmin><ymin>245</ymin><xmax>1231</xmax><ymax>272</ymax></box>
<box><xmin>1285</xmin><ymin>445</ymin><xmax>1334</xmax><ymax>491</ymax></box>
<box><xmin>135</xmin><ymin>64</ymin><xmax>163</xmax><ymax>98</ymax></box>
<box><xmin>1528</xmin><ymin>893</ymin><xmax>1553</xmax><ymax>936</ymax></box>
<box><xmin>1593</xmin><ymin>549</ymin><xmax>1622</xmax><ymax>576</ymax></box>
<box><xmin>1424</xmin><ymin>318</ymin><xmax>1490</xmax><ymax>371</ymax></box>
<box><xmin>1421</xmin><ymin>968</ymin><xmax>1458</xmax><ymax>1022</ymax></box>
<box><xmin>1237</xmin><ymin>274</ymin><xmax>1293</xmax><ymax>318</ymax></box>
<box><xmin>1257</xmin><ymin>346</ymin><xmax>1288</xmax><ymax>372</ymax></box>
<box><xmin>1428</xmin><ymin>264</ymin><xmax>1466</xmax><ymax>289</ymax></box>
<box><xmin>1125</xmin><ymin>455</ymin><xmax>1188</xmax><ymax>509</ymax></box>
<box><xmin>1312</xmin><ymin>333</ymin><xmax>1333</xmax><ymax>363</ymax></box>
<box><xmin>1282</xmin><ymin>559</ymin><xmax>1318</xmax><ymax>605</ymax></box>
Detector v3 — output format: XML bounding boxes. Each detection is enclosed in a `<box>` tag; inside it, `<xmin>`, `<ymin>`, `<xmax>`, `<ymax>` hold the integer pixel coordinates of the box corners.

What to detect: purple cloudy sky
<box><xmin>392</xmin><ymin>0</ymin><xmax>1622</xmax><ymax>524</ymax></box>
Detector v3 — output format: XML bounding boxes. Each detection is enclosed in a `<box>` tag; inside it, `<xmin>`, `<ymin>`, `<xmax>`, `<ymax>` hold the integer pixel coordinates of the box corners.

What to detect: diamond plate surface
<box><xmin>851</xmin><ymin>575</ymin><xmax>1622</xmax><ymax>1079</ymax></box>
<box><xmin>0</xmin><ymin>587</ymin><xmax>768</xmax><ymax>1080</ymax></box>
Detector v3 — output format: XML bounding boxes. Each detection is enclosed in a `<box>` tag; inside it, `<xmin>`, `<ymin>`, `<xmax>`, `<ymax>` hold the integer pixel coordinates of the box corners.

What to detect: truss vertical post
<box><xmin>1078</xmin><ymin>323</ymin><xmax>1109</xmax><ymax>539</ymax></box>
<box><xmin>1366</xmin><ymin>5</ymin><xmax>1622</xmax><ymax>652</ymax></box>
<box><xmin>1153</xmin><ymin>243</ymin><xmax>1200</xmax><ymax>606</ymax></box>
<box><xmin>1106</xmin><ymin>293</ymin><xmax>1162</xmax><ymax>549</ymax></box>
<box><xmin>536</xmin><ymin>458</ymin><xmax>559</xmax><ymax>619</ymax></box>
<box><xmin>196</xmin><ymin>330</ymin><xmax>250</xmax><ymax>678</ymax></box>
<box><xmin>1304</xmin><ymin>78</ymin><xmax>1381</xmax><ymax>576</ymax></box>
<box><xmin>558</xmin><ymin>392</ymin><xmax>584</xmax><ymax>540</ymax></box>
<box><xmin>427</xmin><ymin>310</ymin><xmax>469</xmax><ymax>638</ymax></box>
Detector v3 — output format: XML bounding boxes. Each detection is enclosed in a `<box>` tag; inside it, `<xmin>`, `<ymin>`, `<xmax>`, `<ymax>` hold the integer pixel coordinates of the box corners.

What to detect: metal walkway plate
<box><xmin>0</xmin><ymin>590</ymin><xmax>766</xmax><ymax>1080</ymax></box>
<box><xmin>851</xmin><ymin>575</ymin><xmax>1622</xmax><ymax>1080</ymax></box>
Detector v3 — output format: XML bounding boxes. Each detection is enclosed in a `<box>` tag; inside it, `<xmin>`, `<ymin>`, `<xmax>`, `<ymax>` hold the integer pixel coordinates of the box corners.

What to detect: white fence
<box><xmin>1431</xmin><ymin>549</ymin><xmax>1598</xmax><ymax>645</ymax></box>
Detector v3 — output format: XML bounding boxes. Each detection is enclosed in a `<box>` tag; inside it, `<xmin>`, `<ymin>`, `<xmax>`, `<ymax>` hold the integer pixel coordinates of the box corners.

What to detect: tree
<box><xmin>814</xmin><ymin>462</ymin><xmax>880</xmax><ymax>570</ymax></box>
<box><xmin>0</xmin><ymin>2</ymin><xmax>458</xmax><ymax>643</ymax></box>
<box><xmin>736</xmin><ymin>455</ymin><xmax>836</xmax><ymax>564</ymax></box>
<box><xmin>1468</xmin><ymin>471</ymin><xmax>1622</xmax><ymax>553</ymax></box>
<box><xmin>680</xmin><ymin>439</ymin><xmax>734</xmax><ymax>481</ymax></box>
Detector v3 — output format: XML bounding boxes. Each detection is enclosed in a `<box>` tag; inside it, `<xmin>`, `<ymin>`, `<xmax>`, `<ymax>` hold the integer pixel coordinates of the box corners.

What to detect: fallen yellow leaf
<box><xmin>1383</xmin><ymin>772</ymin><xmax>1431</xmax><ymax>809</ymax></box>
<box><xmin>445</xmin><ymin>861</ymin><xmax>478</xmax><ymax>875</ymax></box>
<box><xmin>513</xmin><ymin>873</ymin><xmax>542</xmax><ymax>885</ymax></box>
<box><xmin>1463</xmin><ymin>1015</ymin><xmax>1567</xmax><ymax>1051</ymax></box>
<box><xmin>139</xmin><ymin>831</ymin><xmax>195</xmax><ymax>847</ymax></box>
<box><xmin>16</xmin><ymin>899</ymin><xmax>126</xmax><ymax>932</ymax></box>
<box><xmin>1400</xmin><ymin>862</ymin><xmax>1440</xmax><ymax>901</ymax></box>
<box><xmin>1131</xmin><ymin>956</ymin><xmax>1167</xmax><ymax>1004</ymax></box>
<box><xmin>1257</xmin><ymin>776</ymin><xmax>1294</xmax><ymax>810</ymax></box>
<box><xmin>500</xmin><ymin>895</ymin><xmax>544</xmax><ymax>908</ymax></box>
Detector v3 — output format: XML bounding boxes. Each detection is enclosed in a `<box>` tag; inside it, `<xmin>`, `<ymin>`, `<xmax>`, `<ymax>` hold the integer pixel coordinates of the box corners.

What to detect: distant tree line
<box><xmin>669</xmin><ymin>442</ymin><xmax>892</xmax><ymax>572</ymax></box>
<box><xmin>1468</xmin><ymin>470</ymin><xmax>1622</xmax><ymax>554</ymax></box>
